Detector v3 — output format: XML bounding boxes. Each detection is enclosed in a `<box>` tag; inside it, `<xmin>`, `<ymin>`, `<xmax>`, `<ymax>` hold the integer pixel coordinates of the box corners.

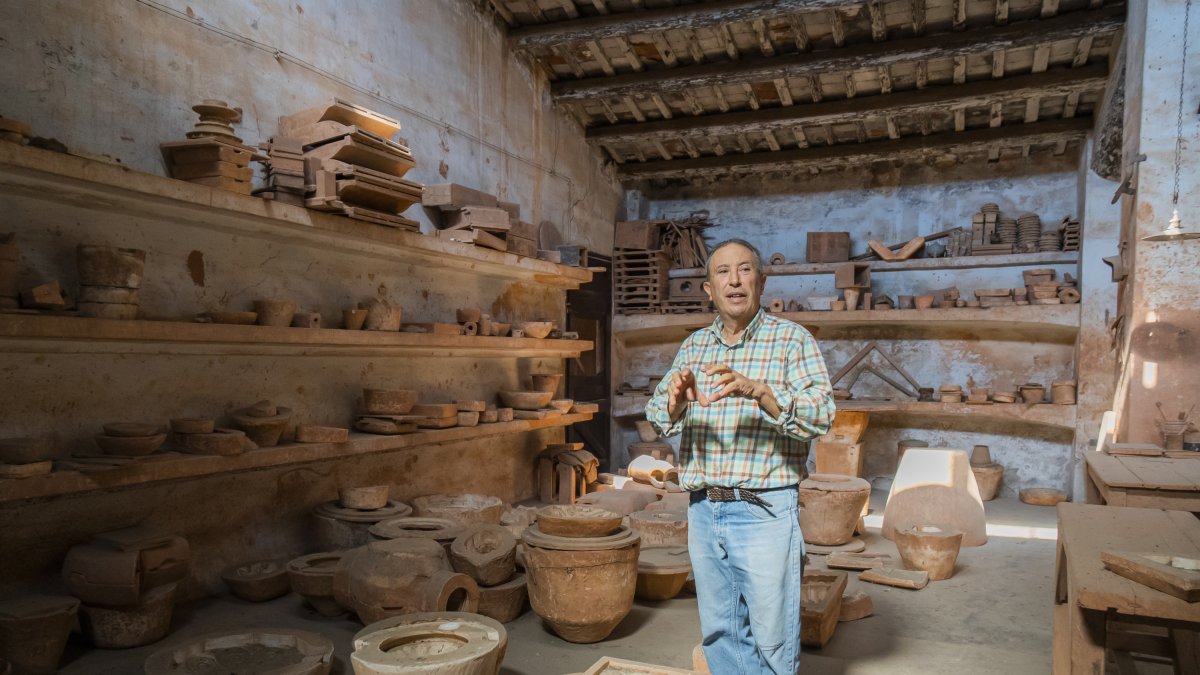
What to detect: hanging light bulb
<box><xmin>1142</xmin><ymin>209</ymin><xmax>1200</xmax><ymax>241</ymax></box>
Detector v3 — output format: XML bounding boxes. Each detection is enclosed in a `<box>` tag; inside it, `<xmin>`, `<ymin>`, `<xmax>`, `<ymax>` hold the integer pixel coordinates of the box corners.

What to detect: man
<box><xmin>646</xmin><ymin>238</ymin><xmax>835</xmax><ymax>674</ymax></box>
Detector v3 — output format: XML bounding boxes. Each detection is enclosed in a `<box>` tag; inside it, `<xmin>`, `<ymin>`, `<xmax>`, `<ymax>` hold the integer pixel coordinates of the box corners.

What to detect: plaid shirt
<box><xmin>645</xmin><ymin>308</ymin><xmax>835</xmax><ymax>491</ymax></box>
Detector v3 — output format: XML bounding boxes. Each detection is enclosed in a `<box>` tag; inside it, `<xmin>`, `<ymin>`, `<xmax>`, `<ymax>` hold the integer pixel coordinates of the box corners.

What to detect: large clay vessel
<box><xmin>798</xmin><ymin>474</ymin><xmax>872</xmax><ymax>546</ymax></box>
<box><xmin>894</xmin><ymin>525</ymin><xmax>964</xmax><ymax>580</ymax></box>
<box><xmin>522</xmin><ymin>525</ymin><xmax>640</xmax><ymax>643</ymax></box>
<box><xmin>0</xmin><ymin>595</ymin><xmax>79</xmax><ymax>674</ymax></box>
<box><xmin>412</xmin><ymin>494</ymin><xmax>504</xmax><ymax>526</ymax></box>
<box><xmin>351</xmin><ymin>612</ymin><xmax>506</xmax><ymax>675</ymax></box>
<box><xmin>333</xmin><ymin>539</ymin><xmax>478</xmax><ymax>625</ymax></box>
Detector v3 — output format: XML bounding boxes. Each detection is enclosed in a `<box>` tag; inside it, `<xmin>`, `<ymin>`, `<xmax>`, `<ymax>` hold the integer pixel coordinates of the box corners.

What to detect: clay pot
<box><xmin>497</xmin><ymin>390</ymin><xmax>553</xmax><ymax>410</ymax></box>
<box><xmin>970</xmin><ymin>445</ymin><xmax>992</xmax><ymax>465</ymax></box>
<box><xmin>76</xmin><ymin>245</ymin><xmax>145</xmax><ymax>288</ymax></box>
<box><xmin>913</xmin><ymin>295</ymin><xmax>935</xmax><ymax>310</ymax></box>
<box><xmin>413</xmin><ymin>494</ymin><xmax>504</xmax><ymax>526</ymax></box>
<box><xmin>363</xmin><ymin>388</ymin><xmax>417</xmax><ymax>415</ymax></box>
<box><xmin>221</xmin><ymin>559</ymin><xmax>290</xmax><ymax>602</ymax></box>
<box><xmin>536</xmin><ymin>505</ymin><xmax>623</xmax><ymax>539</ymax></box>
<box><xmin>523</xmin><ymin>526</ymin><xmax>641</xmax><ymax>643</ymax></box>
<box><xmin>450</xmin><ymin>525</ymin><xmax>517</xmax><ymax>587</ymax></box>
<box><xmin>343</xmin><ymin>308</ymin><xmax>368</xmax><ymax>330</ymax></box>
<box><xmin>312</xmin><ymin>500</ymin><xmax>413</xmax><ymax>551</ymax></box>
<box><xmin>1051</xmin><ymin>380</ymin><xmax>1077</xmax><ymax>405</ymax></box>
<box><xmin>1019</xmin><ymin>383</ymin><xmax>1046</xmax><ymax>403</ymax></box>
<box><xmin>517</xmin><ymin>321</ymin><xmax>554</xmax><ymax>339</ymax></box>
<box><xmin>548</xmin><ymin>399</ymin><xmax>574</xmax><ymax>413</ymax></box>
<box><xmin>253</xmin><ymin>299</ymin><xmax>296</xmax><ymax>327</ymax></box>
<box><xmin>94</xmin><ymin>433</ymin><xmax>167</xmax><ymax>457</ymax></box>
<box><xmin>333</xmin><ymin>538</ymin><xmax>479</xmax><ymax>625</ymax></box>
<box><xmin>830</xmin><ymin>300</ymin><xmax>847</xmax><ymax>311</ymax></box>
<box><xmin>231</xmin><ymin>404</ymin><xmax>292</xmax><ymax>447</ymax></box>
<box><xmin>352</xmin><ymin>612</ymin><xmax>506</xmax><ymax>675</ymax></box>
<box><xmin>0</xmin><ymin>595</ymin><xmax>79</xmax><ymax>675</ymax></box>
<box><xmin>636</xmin><ymin>545</ymin><xmax>691</xmax><ymax>601</ymax></box>
<box><xmin>843</xmin><ymin>288</ymin><xmax>860</xmax><ymax>311</ymax></box>
<box><xmin>287</xmin><ymin>552</ymin><xmax>345</xmax><ymax>617</ymax></box>
<box><xmin>340</xmin><ymin>485</ymin><xmax>391</xmax><ymax>511</ymax></box>
<box><xmin>972</xmin><ymin>463</ymin><xmax>1004</xmax><ymax>501</ymax></box>
<box><xmin>993</xmin><ymin>391</ymin><xmax>1018</xmax><ymax>404</ymax></box>
<box><xmin>79</xmin><ymin>581</ymin><xmax>177</xmax><ymax>649</ymax></box>
<box><xmin>144</xmin><ymin>628</ymin><xmax>333</xmax><ymax>675</ymax></box>
<box><xmin>529</xmin><ymin>373</ymin><xmax>563</xmax><ymax>393</ymax></box>
<box><xmin>169</xmin><ymin>418</ymin><xmax>214</xmax><ymax>434</ymax></box>
<box><xmin>370</xmin><ymin>517</ymin><xmax>465</xmax><ymax>554</ymax></box>
<box><xmin>894</xmin><ymin>525</ymin><xmax>963</xmax><ymax>581</ymax></box>
<box><xmin>799</xmin><ymin>474</ymin><xmax>872</xmax><ymax>546</ymax></box>
<box><xmin>456</xmin><ymin>307</ymin><xmax>482</xmax><ymax>323</ymax></box>
<box><xmin>0</xmin><ymin>436</ymin><xmax>53</xmax><ymax>464</ymax></box>
<box><xmin>491</xmin><ymin>322</ymin><xmax>511</xmax><ymax>337</ymax></box>
<box><xmin>477</xmin><ymin>573</ymin><xmax>528</xmax><ymax>623</ymax></box>
<box><xmin>628</xmin><ymin>510</ymin><xmax>688</xmax><ymax>546</ymax></box>
<box><xmin>360</xmin><ymin>299</ymin><xmax>401</xmax><ymax>331</ymax></box>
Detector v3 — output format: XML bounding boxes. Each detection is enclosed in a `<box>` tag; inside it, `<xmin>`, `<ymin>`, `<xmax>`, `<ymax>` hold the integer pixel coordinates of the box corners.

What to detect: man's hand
<box><xmin>667</xmin><ymin>367</ymin><xmax>708</xmax><ymax>422</ymax></box>
<box><xmin>702</xmin><ymin>363</ymin><xmax>782</xmax><ymax>418</ymax></box>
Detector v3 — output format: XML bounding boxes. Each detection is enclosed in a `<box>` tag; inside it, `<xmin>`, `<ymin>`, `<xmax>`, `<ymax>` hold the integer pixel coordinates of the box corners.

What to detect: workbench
<box><xmin>1084</xmin><ymin>452</ymin><xmax>1200</xmax><ymax>512</ymax></box>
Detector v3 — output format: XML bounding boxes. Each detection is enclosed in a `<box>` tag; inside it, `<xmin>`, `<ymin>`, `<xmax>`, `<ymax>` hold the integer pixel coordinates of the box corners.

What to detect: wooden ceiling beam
<box><xmin>586</xmin><ymin>63</ymin><xmax>1107</xmax><ymax>143</ymax></box>
<box><xmin>552</xmin><ymin>6</ymin><xmax>1124</xmax><ymax>102</ymax></box>
<box><xmin>615</xmin><ymin>117</ymin><xmax>1091</xmax><ymax>178</ymax></box>
<box><xmin>508</xmin><ymin>0</ymin><xmax>856</xmax><ymax>50</ymax></box>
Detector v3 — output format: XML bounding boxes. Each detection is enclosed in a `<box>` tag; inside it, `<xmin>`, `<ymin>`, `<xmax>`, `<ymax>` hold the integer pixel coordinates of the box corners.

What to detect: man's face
<box><xmin>703</xmin><ymin>243</ymin><xmax>765</xmax><ymax>323</ymax></box>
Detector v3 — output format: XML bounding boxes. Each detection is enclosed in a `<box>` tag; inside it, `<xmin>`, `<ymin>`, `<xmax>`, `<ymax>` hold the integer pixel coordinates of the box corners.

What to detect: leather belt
<box><xmin>705</xmin><ymin>486</ymin><xmax>773</xmax><ymax>508</ymax></box>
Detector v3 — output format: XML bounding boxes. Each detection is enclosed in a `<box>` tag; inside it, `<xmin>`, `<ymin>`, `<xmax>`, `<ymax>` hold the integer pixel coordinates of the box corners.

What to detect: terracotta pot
<box><xmin>894</xmin><ymin>525</ymin><xmax>963</xmax><ymax>581</ymax></box>
<box><xmin>970</xmin><ymin>445</ymin><xmax>992</xmax><ymax>465</ymax></box>
<box><xmin>798</xmin><ymin>474</ymin><xmax>872</xmax><ymax>546</ymax></box>
<box><xmin>536</xmin><ymin>505</ymin><xmax>622</xmax><ymax>539</ymax></box>
<box><xmin>628</xmin><ymin>510</ymin><xmax>688</xmax><ymax>546</ymax></box>
<box><xmin>343</xmin><ymin>308</ymin><xmax>368</xmax><ymax>330</ymax></box>
<box><xmin>333</xmin><ymin>539</ymin><xmax>478</xmax><ymax>625</ymax></box>
<box><xmin>144</xmin><ymin>628</ymin><xmax>333</xmax><ymax>675</ymax></box>
<box><xmin>76</xmin><ymin>245</ymin><xmax>145</xmax><ymax>288</ymax></box>
<box><xmin>340</xmin><ymin>485</ymin><xmax>391</xmax><ymax>511</ymax></box>
<box><xmin>80</xmin><ymin>582</ymin><xmax>177</xmax><ymax>649</ymax></box>
<box><xmin>530</xmin><ymin>373</ymin><xmax>563</xmax><ymax>393</ymax></box>
<box><xmin>635</xmin><ymin>545</ymin><xmax>691</xmax><ymax>601</ymax></box>
<box><xmin>412</xmin><ymin>494</ymin><xmax>504</xmax><ymax>527</ymax></box>
<box><xmin>456</xmin><ymin>307</ymin><xmax>482</xmax><ymax>323</ymax></box>
<box><xmin>287</xmin><ymin>552</ymin><xmax>345</xmax><ymax>617</ymax></box>
<box><xmin>253</xmin><ymin>299</ymin><xmax>296</xmax><ymax>327</ymax></box>
<box><xmin>517</xmin><ymin>321</ymin><xmax>554</xmax><ymax>339</ymax></box>
<box><xmin>1051</xmin><ymin>380</ymin><xmax>1077</xmax><ymax>405</ymax></box>
<box><xmin>360</xmin><ymin>299</ymin><xmax>401</xmax><ymax>331</ymax></box>
<box><xmin>477</xmin><ymin>573</ymin><xmax>528</xmax><ymax>624</ymax></box>
<box><xmin>1019</xmin><ymin>384</ymin><xmax>1046</xmax><ymax>403</ymax></box>
<box><xmin>352</xmin><ymin>612</ymin><xmax>506</xmax><ymax>675</ymax></box>
<box><xmin>971</xmin><ymin>463</ymin><xmax>1004</xmax><ymax>501</ymax></box>
<box><xmin>450</xmin><ymin>525</ymin><xmax>517</xmax><ymax>587</ymax></box>
<box><xmin>523</xmin><ymin>529</ymin><xmax>640</xmax><ymax>643</ymax></box>
<box><xmin>0</xmin><ymin>595</ymin><xmax>79</xmax><ymax>675</ymax></box>
<box><xmin>913</xmin><ymin>295</ymin><xmax>935</xmax><ymax>310</ymax></box>
<box><xmin>221</xmin><ymin>559</ymin><xmax>290</xmax><ymax>602</ymax></box>
<box><xmin>843</xmin><ymin>288</ymin><xmax>860</xmax><ymax>311</ymax></box>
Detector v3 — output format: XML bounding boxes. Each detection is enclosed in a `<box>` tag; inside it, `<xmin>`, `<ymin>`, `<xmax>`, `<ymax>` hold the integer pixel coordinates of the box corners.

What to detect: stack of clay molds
<box><xmin>287</xmin><ymin>551</ymin><xmax>345</xmax><ymax>617</ymax></box>
<box><xmin>230</xmin><ymin>399</ymin><xmax>292</xmax><ymax>447</ymax></box>
<box><xmin>0</xmin><ymin>436</ymin><xmax>55</xmax><ymax>479</ymax></box>
<box><xmin>63</xmin><ymin>526</ymin><xmax>190</xmax><ymax>648</ymax></box>
<box><xmin>450</xmin><ymin>525</ymin><xmax>527</xmax><ymax>623</ymax></box>
<box><xmin>370</xmin><ymin>517</ymin><xmax>465</xmax><ymax>555</ymax></box>
<box><xmin>94</xmin><ymin>422</ymin><xmax>167</xmax><ymax>458</ymax></box>
<box><xmin>279</xmin><ymin>99</ymin><xmax>422</xmax><ymax>232</ymax></box>
<box><xmin>255</xmin><ymin>136</ymin><xmax>307</xmax><ymax>206</ymax></box>
<box><xmin>313</xmin><ymin>489</ymin><xmax>413</xmax><ymax>551</ymax></box>
<box><xmin>0</xmin><ymin>233</ymin><xmax>18</xmax><ymax>309</ymax></box>
<box><xmin>76</xmin><ymin>244</ymin><xmax>145</xmax><ymax>320</ymax></box>
<box><xmin>424</xmin><ymin>182</ymin><xmax>537</xmax><ymax>257</ymax></box>
<box><xmin>1060</xmin><ymin>216</ymin><xmax>1081</xmax><ymax>252</ymax></box>
<box><xmin>356</xmin><ymin>388</ymin><xmax>420</xmax><ymax>435</ymax></box>
<box><xmin>1016</xmin><ymin>213</ymin><xmax>1043</xmax><ymax>253</ymax></box>
<box><xmin>171</xmin><ymin>417</ymin><xmax>250</xmax><ymax>456</ymax></box>
<box><xmin>161</xmin><ymin>100</ymin><xmax>262</xmax><ymax>195</ymax></box>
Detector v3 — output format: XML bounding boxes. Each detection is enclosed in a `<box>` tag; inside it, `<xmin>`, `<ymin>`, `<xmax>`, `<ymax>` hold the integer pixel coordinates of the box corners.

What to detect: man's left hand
<box><xmin>702</xmin><ymin>363</ymin><xmax>766</xmax><ymax>403</ymax></box>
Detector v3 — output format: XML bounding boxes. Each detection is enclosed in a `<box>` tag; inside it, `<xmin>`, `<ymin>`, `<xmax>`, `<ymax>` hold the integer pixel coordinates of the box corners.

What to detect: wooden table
<box><xmin>1084</xmin><ymin>452</ymin><xmax>1200</xmax><ymax>512</ymax></box>
<box><xmin>1053</xmin><ymin>503</ymin><xmax>1200</xmax><ymax>674</ymax></box>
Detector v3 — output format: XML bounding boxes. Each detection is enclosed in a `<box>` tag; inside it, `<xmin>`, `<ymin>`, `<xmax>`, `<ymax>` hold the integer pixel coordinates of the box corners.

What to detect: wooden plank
<box><xmin>671</xmin><ymin>250</ymin><xmax>1079</xmax><ymax>278</ymax></box>
<box><xmin>1087</xmin><ymin>453</ymin><xmax>1200</xmax><ymax>491</ymax></box>
<box><xmin>1100</xmin><ymin>550</ymin><xmax>1200</xmax><ymax>602</ymax></box>
<box><xmin>552</xmin><ymin>7</ymin><xmax>1125</xmax><ymax>102</ymax></box>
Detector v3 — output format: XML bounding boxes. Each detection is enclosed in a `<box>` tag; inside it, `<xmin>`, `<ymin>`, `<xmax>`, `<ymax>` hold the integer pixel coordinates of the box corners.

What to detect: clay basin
<box><xmin>363</xmin><ymin>388</ymin><xmax>417</xmax><ymax>415</ymax></box>
<box><xmin>412</xmin><ymin>494</ymin><xmax>505</xmax><ymax>526</ymax></box>
<box><xmin>287</xmin><ymin>552</ymin><xmax>345</xmax><ymax>617</ymax></box>
<box><xmin>230</xmin><ymin>405</ymin><xmax>292</xmax><ymax>447</ymax></box>
<box><xmin>79</xmin><ymin>581</ymin><xmax>177</xmax><ymax>649</ymax></box>
<box><xmin>1020</xmin><ymin>487</ymin><xmax>1067</xmax><ymax>506</ymax></box>
<box><xmin>340</xmin><ymin>485</ymin><xmax>391</xmax><ymax>511</ymax></box>
<box><xmin>491</xmin><ymin>322</ymin><xmax>511</xmax><ymax>337</ymax></box>
<box><xmin>516</xmin><ymin>321</ymin><xmax>553</xmax><ymax>339</ymax></box>
<box><xmin>536</xmin><ymin>505</ymin><xmax>623</xmax><ymax>538</ymax></box>
<box><xmin>144</xmin><ymin>628</ymin><xmax>333</xmax><ymax>675</ymax></box>
<box><xmin>799</xmin><ymin>474</ymin><xmax>872</xmax><ymax>546</ymax></box>
<box><xmin>0</xmin><ymin>594</ymin><xmax>79</xmax><ymax>675</ymax></box>
<box><xmin>497</xmin><ymin>390</ymin><xmax>554</xmax><ymax>411</ymax></box>
<box><xmin>548</xmin><ymin>399</ymin><xmax>574</xmax><ymax>414</ymax></box>
<box><xmin>636</xmin><ymin>545</ymin><xmax>692</xmax><ymax>601</ymax></box>
<box><xmin>220</xmin><ymin>559</ymin><xmax>291</xmax><ymax>602</ymax></box>
<box><xmin>352</xmin><ymin>612</ymin><xmax>506</xmax><ymax>675</ymax></box>
<box><xmin>102</xmin><ymin>422</ymin><xmax>160</xmax><ymax>437</ymax></box>
<box><xmin>0</xmin><ymin>436</ymin><xmax>53</xmax><ymax>464</ymax></box>
<box><xmin>628</xmin><ymin>510</ymin><xmax>688</xmax><ymax>546</ymax></box>
<box><xmin>169</xmin><ymin>418</ymin><xmax>214</xmax><ymax>435</ymax></box>
<box><xmin>94</xmin><ymin>433</ymin><xmax>167</xmax><ymax>457</ymax></box>
<box><xmin>894</xmin><ymin>525</ymin><xmax>963</xmax><ymax>581</ymax></box>
<box><xmin>529</xmin><ymin>374</ymin><xmax>563</xmax><ymax>393</ymax></box>
<box><xmin>205</xmin><ymin>311</ymin><xmax>257</xmax><ymax>325</ymax></box>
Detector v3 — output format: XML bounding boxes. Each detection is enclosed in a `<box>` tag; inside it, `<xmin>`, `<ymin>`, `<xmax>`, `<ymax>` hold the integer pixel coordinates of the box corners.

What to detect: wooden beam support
<box><xmin>585</xmin><ymin>64</ymin><xmax>1107</xmax><ymax>143</ymax></box>
<box><xmin>616</xmin><ymin>117</ymin><xmax>1091</xmax><ymax>178</ymax></box>
<box><xmin>552</xmin><ymin>6</ymin><xmax>1124</xmax><ymax>102</ymax></box>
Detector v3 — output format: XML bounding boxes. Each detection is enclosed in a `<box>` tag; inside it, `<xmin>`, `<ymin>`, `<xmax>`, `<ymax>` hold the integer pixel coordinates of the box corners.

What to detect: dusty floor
<box><xmin>59</xmin><ymin>492</ymin><xmax>1060</xmax><ymax>674</ymax></box>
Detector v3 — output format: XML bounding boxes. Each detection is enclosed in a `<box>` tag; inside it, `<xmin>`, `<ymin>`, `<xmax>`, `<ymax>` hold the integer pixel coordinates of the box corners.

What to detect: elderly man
<box><xmin>646</xmin><ymin>238</ymin><xmax>835</xmax><ymax>674</ymax></box>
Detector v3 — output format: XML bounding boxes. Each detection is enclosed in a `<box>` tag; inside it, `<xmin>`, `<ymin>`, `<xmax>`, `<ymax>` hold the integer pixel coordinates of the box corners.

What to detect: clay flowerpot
<box><xmin>456</xmin><ymin>307</ymin><xmax>482</xmax><ymax>324</ymax></box>
<box><xmin>497</xmin><ymin>390</ymin><xmax>554</xmax><ymax>411</ymax></box>
<box><xmin>79</xmin><ymin>581</ymin><xmax>177</xmax><ymax>649</ymax></box>
<box><xmin>0</xmin><ymin>436</ymin><xmax>54</xmax><ymax>464</ymax></box>
<box><xmin>287</xmin><ymin>552</ymin><xmax>345</xmax><ymax>617</ymax></box>
<box><xmin>529</xmin><ymin>373</ymin><xmax>563</xmax><ymax>393</ymax></box>
<box><xmin>894</xmin><ymin>525</ymin><xmax>963</xmax><ymax>581</ymax></box>
<box><xmin>363</xmin><ymin>388</ymin><xmax>417</xmax><ymax>415</ymax></box>
<box><xmin>523</xmin><ymin>526</ymin><xmax>640</xmax><ymax>643</ymax></box>
<box><xmin>477</xmin><ymin>573</ymin><xmax>528</xmax><ymax>624</ymax></box>
<box><xmin>360</xmin><ymin>299</ymin><xmax>401</xmax><ymax>331</ymax></box>
<box><xmin>636</xmin><ymin>545</ymin><xmax>692</xmax><ymax>601</ymax></box>
<box><xmin>230</xmin><ymin>403</ymin><xmax>292</xmax><ymax>447</ymax></box>
<box><xmin>0</xmin><ymin>595</ymin><xmax>79</xmax><ymax>675</ymax></box>
<box><xmin>333</xmin><ymin>538</ymin><xmax>479</xmax><ymax>625</ymax></box>
<box><xmin>628</xmin><ymin>510</ymin><xmax>688</xmax><ymax>546</ymax></box>
<box><xmin>144</xmin><ymin>628</ymin><xmax>333</xmax><ymax>675</ymax></box>
<box><xmin>343</xmin><ymin>308</ymin><xmax>368</xmax><ymax>330</ymax></box>
<box><xmin>1019</xmin><ymin>384</ymin><xmax>1046</xmax><ymax>403</ymax></box>
<box><xmin>913</xmin><ymin>295</ymin><xmax>935</xmax><ymax>310</ymax></box>
<box><xmin>221</xmin><ymin>559</ymin><xmax>291</xmax><ymax>602</ymax></box>
<box><xmin>799</xmin><ymin>474</ymin><xmax>872</xmax><ymax>546</ymax></box>
<box><xmin>76</xmin><ymin>245</ymin><xmax>146</xmax><ymax>288</ymax></box>
<box><xmin>340</xmin><ymin>485</ymin><xmax>391</xmax><ymax>511</ymax></box>
<box><xmin>412</xmin><ymin>494</ymin><xmax>504</xmax><ymax>527</ymax></box>
<box><xmin>352</xmin><ymin>612</ymin><xmax>506</xmax><ymax>675</ymax></box>
<box><xmin>450</xmin><ymin>525</ymin><xmax>518</xmax><ymax>587</ymax></box>
<box><xmin>536</xmin><ymin>505</ymin><xmax>623</xmax><ymax>539</ymax></box>
<box><xmin>253</xmin><ymin>299</ymin><xmax>296</xmax><ymax>327</ymax></box>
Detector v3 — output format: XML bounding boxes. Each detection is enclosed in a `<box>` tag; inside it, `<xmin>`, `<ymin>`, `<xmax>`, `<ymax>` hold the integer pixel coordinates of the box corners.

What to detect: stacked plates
<box><xmin>1038</xmin><ymin>230</ymin><xmax>1062</xmax><ymax>252</ymax></box>
<box><xmin>981</xmin><ymin>203</ymin><xmax>1000</xmax><ymax>215</ymax></box>
<box><xmin>1017</xmin><ymin>213</ymin><xmax>1042</xmax><ymax>253</ymax></box>
<box><xmin>996</xmin><ymin>217</ymin><xmax>1018</xmax><ymax>244</ymax></box>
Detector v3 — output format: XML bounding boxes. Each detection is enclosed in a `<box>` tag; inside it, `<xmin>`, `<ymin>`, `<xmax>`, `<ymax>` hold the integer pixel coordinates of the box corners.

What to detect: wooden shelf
<box><xmin>613</xmin><ymin>305</ymin><xmax>1081</xmax><ymax>342</ymax></box>
<box><xmin>667</xmin><ymin>251</ymin><xmax>1080</xmax><ymax>278</ymax></box>
<box><xmin>0</xmin><ymin>143</ymin><xmax>592</xmax><ymax>289</ymax></box>
<box><xmin>0</xmin><ymin>314</ymin><xmax>593</xmax><ymax>357</ymax></box>
<box><xmin>0</xmin><ymin>413</ymin><xmax>594</xmax><ymax>503</ymax></box>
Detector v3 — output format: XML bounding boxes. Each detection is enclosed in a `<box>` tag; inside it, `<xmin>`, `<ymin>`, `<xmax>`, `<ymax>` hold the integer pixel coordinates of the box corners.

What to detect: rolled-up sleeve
<box><xmin>759</xmin><ymin>328</ymin><xmax>836</xmax><ymax>441</ymax></box>
<box><xmin>645</xmin><ymin>337</ymin><xmax>699</xmax><ymax>438</ymax></box>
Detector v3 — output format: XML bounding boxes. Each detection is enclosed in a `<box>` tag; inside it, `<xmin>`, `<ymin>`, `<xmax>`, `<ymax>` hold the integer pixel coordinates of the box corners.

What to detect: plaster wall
<box><xmin>0</xmin><ymin>0</ymin><xmax>619</xmax><ymax>594</ymax></box>
<box><xmin>620</xmin><ymin>157</ymin><xmax>1088</xmax><ymax>495</ymax></box>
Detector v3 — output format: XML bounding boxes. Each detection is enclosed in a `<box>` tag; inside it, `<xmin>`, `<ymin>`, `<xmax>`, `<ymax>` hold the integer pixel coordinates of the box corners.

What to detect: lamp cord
<box><xmin>1174</xmin><ymin>0</ymin><xmax>1192</xmax><ymax>206</ymax></box>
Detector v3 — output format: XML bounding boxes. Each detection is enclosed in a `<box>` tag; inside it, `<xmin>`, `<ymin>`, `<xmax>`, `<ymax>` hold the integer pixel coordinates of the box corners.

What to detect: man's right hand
<box><xmin>667</xmin><ymin>367</ymin><xmax>708</xmax><ymax>422</ymax></box>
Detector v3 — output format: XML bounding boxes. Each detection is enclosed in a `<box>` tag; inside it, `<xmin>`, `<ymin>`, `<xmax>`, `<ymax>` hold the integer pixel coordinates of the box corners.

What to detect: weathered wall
<box><xmin>0</xmin><ymin>0</ymin><xmax>619</xmax><ymax>594</ymax></box>
<box><xmin>620</xmin><ymin>156</ymin><xmax>1091</xmax><ymax>495</ymax></box>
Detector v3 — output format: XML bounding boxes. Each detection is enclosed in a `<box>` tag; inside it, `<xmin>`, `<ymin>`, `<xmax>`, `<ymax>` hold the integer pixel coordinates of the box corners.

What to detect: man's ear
<box><xmin>703</xmin><ymin>280</ymin><xmax>714</xmax><ymax>301</ymax></box>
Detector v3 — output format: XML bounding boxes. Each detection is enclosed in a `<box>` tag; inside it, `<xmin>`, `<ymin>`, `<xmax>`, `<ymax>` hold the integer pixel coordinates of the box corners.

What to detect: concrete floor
<box><xmin>59</xmin><ymin>492</ymin><xmax>1060</xmax><ymax>674</ymax></box>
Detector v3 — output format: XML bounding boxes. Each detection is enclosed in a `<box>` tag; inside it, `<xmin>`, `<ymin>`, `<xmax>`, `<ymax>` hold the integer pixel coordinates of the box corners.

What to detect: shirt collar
<box><xmin>708</xmin><ymin>307</ymin><xmax>765</xmax><ymax>348</ymax></box>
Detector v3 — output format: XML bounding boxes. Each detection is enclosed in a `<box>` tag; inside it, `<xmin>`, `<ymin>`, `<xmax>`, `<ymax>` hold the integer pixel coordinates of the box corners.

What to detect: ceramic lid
<box><xmin>638</xmin><ymin>545</ymin><xmax>691</xmax><ymax>575</ymax></box>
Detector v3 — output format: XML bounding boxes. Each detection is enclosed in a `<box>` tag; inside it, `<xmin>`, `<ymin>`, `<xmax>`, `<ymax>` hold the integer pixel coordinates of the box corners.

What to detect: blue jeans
<box><xmin>689</xmin><ymin>485</ymin><xmax>803</xmax><ymax>675</ymax></box>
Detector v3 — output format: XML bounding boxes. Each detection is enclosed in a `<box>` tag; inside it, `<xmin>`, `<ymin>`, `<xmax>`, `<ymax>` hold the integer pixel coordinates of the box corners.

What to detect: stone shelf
<box><xmin>613</xmin><ymin>305</ymin><xmax>1081</xmax><ymax>342</ymax></box>
<box><xmin>0</xmin><ymin>143</ymin><xmax>592</xmax><ymax>289</ymax></box>
<box><xmin>0</xmin><ymin>412</ymin><xmax>594</xmax><ymax>503</ymax></box>
<box><xmin>0</xmin><ymin>314</ymin><xmax>593</xmax><ymax>358</ymax></box>
<box><xmin>667</xmin><ymin>251</ymin><xmax>1080</xmax><ymax>278</ymax></box>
